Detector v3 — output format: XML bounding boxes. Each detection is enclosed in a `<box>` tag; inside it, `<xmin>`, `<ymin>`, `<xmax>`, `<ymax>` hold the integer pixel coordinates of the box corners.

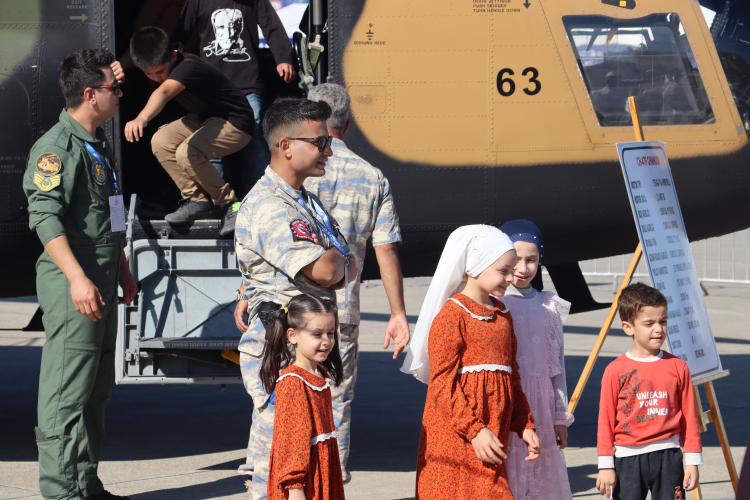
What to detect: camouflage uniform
<box><xmin>305</xmin><ymin>138</ymin><xmax>402</xmax><ymax>482</ymax></box>
<box><xmin>235</xmin><ymin>166</ymin><xmax>349</xmax><ymax>500</ymax></box>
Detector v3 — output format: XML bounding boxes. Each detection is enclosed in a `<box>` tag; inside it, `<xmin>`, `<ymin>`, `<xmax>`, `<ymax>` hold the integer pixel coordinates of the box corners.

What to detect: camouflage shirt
<box><xmin>235</xmin><ymin>166</ymin><xmax>350</xmax><ymax>355</ymax></box>
<box><xmin>305</xmin><ymin>138</ymin><xmax>402</xmax><ymax>324</ymax></box>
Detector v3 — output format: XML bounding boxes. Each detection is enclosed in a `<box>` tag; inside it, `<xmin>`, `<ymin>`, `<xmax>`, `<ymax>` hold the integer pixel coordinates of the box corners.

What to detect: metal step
<box><xmin>132</xmin><ymin>219</ymin><xmax>228</xmax><ymax>240</ymax></box>
<box><xmin>137</xmin><ymin>337</ymin><xmax>240</xmax><ymax>350</ymax></box>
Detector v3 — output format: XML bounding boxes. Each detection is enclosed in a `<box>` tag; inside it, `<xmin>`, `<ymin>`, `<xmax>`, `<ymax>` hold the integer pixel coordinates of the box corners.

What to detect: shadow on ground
<box><xmin>568</xmin><ymin>463</ymin><xmax>599</xmax><ymax>495</ymax></box>
<box><xmin>360</xmin><ymin>312</ymin><xmax>418</xmax><ymax>323</ymax></box>
<box><xmin>2</xmin><ymin>344</ymin><xmax>748</xmax><ymax>476</ymax></box>
<box><xmin>128</xmin><ymin>475</ymin><xmax>245</xmax><ymax>500</ymax></box>
<box><xmin>562</xmin><ymin>351</ymin><xmax>750</xmax><ymax>449</ymax></box>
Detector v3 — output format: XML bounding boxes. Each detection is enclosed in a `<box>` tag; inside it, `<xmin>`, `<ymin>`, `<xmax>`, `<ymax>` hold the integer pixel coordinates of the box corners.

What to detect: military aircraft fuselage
<box><xmin>0</xmin><ymin>0</ymin><xmax>748</xmax><ymax>300</ymax></box>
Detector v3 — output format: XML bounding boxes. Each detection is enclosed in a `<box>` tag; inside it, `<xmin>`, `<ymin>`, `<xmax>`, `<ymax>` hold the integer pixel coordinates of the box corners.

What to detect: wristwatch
<box><xmin>236</xmin><ymin>289</ymin><xmax>248</xmax><ymax>302</ymax></box>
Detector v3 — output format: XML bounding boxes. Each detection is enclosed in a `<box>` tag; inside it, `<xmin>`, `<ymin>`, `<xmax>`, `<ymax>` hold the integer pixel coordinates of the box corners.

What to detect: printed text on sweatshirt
<box><xmin>597</xmin><ymin>351</ymin><xmax>702</xmax><ymax>469</ymax></box>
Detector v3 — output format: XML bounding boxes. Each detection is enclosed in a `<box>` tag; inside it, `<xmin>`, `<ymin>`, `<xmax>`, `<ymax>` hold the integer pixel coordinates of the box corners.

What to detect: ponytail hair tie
<box><xmin>281</xmin><ymin>305</ymin><xmax>289</xmax><ymax>314</ymax></box>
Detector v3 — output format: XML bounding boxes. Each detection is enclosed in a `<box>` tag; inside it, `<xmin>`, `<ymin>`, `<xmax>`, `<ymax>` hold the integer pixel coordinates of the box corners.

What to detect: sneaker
<box><xmin>219</xmin><ymin>201</ymin><xmax>241</xmax><ymax>237</ymax></box>
<box><xmin>164</xmin><ymin>199</ymin><xmax>214</xmax><ymax>223</ymax></box>
<box><xmin>85</xmin><ymin>490</ymin><xmax>131</xmax><ymax>500</ymax></box>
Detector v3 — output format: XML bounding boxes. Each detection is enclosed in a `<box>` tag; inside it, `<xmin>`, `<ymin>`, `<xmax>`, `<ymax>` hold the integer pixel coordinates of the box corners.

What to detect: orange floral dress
<box><xmin>416</xmin><ymin>293</ymin><xmax>535</xmax><ymax>500</ymax></box>
<box><xmin>268</xmin><ymin>365</ymin><xmax>345</xmax><ymax>500</ymax></box>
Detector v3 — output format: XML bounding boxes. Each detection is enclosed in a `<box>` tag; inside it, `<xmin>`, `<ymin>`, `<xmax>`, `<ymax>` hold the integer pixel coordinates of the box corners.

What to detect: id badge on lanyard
<box><xmin>109</xmin><ymin>195</ymin><xmax>126</xmax><ymax>232</ymax></box>
<box><xmin>84</xmin><ymin>141</ymin><xmax>126</xmax><ymax>232</ymax></box>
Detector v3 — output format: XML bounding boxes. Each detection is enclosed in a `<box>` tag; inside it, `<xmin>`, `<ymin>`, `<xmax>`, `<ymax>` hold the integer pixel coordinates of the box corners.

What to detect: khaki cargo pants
<box><xmin>152</xmin><ymin>114</ymin><xmax>251</xmax><ymax>207</ymax></box>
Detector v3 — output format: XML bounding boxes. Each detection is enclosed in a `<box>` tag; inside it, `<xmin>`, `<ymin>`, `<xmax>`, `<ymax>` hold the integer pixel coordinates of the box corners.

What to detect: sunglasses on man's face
<box><xmin>87</xmin><ymin>81</ymin><xmax>121</xmax><ymax>95</ymax></box>
<box><xmin>275</xmin><ymin>135</ymin><xmax>333</xmax><ymax>152</ymax></box>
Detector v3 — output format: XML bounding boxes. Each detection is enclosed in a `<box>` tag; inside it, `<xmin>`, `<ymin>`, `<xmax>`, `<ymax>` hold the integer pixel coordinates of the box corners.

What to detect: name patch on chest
<box><xmin>91</xmin><ymin>162</ymin><xmax>107</xmax><ymax>186</ymax></box>
<box><xmin>290</xmin><ymin>219</ymin><xmax>314</xmax><ymax>242</ymax></box>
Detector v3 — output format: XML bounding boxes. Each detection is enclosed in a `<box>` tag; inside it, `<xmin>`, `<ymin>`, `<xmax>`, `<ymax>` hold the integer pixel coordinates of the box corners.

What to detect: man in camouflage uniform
<box><xmin>233</xmin><ymin>97</ymin><xmax>356</xmax><ymax>500</ymax></box>
<box><xmin>304</xmin><ymin>83</ymin><xmax>410</xmax><ymax>484</ymax></box>
<box><xmin>22</xmin><ymin>50</ymin><xmax>136</xmax><ymax>500</ymax></box>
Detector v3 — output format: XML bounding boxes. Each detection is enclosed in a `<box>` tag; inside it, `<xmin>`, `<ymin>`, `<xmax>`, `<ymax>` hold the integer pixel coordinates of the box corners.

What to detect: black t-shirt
<box><xmin>169</xmin><ymin>48</ymin><xmax>255</xmax><ymax>135</ymax></box>
<box><xmin>172</xmin><ymin>0</ymin><xmax>296</xmax><ymax>95</ymax></box>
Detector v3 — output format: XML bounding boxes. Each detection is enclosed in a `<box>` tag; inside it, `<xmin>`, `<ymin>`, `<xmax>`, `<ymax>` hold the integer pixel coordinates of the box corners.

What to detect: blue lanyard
<box><xmin>84</xmin><ymin>141</ymin><xmax>118</xmax><ymax>191</ymax></box>
<box><xmin>296</xmin><ymin>195</ymin><xmax>347</xmax><ymax>256</ymax></box>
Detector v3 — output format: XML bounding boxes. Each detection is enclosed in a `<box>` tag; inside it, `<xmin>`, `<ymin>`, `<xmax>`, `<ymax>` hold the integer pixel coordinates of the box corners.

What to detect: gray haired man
<box><xmin>304</xmin><ymin>83</ymin><xmax>411</xmax><ymax>483</ymax></box>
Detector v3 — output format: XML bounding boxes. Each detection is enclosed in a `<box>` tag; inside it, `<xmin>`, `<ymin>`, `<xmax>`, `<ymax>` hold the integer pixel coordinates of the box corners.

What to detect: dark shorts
<box><xmin>614</xmin><ymin>448</ymin><xmax>686</xmax><ymax>500</ymax></box>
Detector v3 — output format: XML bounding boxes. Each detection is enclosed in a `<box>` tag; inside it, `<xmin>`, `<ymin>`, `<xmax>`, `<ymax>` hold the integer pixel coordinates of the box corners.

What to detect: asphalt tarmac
<box><xmin>0</xmin><ymin>276</ymin><xmax>747</xmax><ymax>500</ymax></box>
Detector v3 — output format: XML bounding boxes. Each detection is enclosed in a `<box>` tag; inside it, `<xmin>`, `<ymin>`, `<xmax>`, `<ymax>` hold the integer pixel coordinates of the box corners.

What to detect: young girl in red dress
<box><xmin>260</xmin><ymin>294</ymin><xmax>345</xmax><ymax>500</ymax></box>
<box><xmin>401</xmin><ymin>225</ymin><xmax>542</xmax><ymax>500</ymax></box>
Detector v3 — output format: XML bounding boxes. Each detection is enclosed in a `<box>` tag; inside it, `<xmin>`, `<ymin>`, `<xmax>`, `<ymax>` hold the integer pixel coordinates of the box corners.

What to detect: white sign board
<box><xmin>617</xmin><ymin>141</ymin><xmax>722</xmax><ymax>379</ymax></box>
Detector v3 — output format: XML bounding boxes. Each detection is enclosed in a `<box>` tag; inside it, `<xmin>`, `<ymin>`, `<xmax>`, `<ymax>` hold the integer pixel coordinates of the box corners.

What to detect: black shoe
<box><xmin>85</xmin><ymin>490</ymin><xmax>131</xmax><ymax>500</ymax></box>
<box><xmin>164</xmin><ymin>199</ymin><xmax>214</xmax><ymax>223</ymax></box>
<box><xmin>219</xmin><ymin>201</ymin><xmax>241</xmax><ymax>237</ymax></box>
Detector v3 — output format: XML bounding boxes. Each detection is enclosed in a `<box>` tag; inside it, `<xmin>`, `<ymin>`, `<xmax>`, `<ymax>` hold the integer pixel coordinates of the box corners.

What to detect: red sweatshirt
<box><xmin>597</xmin><ymin>351</ymin><xmax>702</xmax><ymax>469</ymax></box>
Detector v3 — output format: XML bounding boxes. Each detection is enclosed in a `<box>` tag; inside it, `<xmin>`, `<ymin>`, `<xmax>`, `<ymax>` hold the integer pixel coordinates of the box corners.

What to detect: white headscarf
<box><xmin>400</xmin><ymin>225</ymin><xmax>515</xmax><ymax>384</ymax></box>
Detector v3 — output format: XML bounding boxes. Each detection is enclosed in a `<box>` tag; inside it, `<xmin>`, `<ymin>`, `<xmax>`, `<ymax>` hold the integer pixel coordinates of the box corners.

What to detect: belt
<box><xmin>258</xmin><ymin>301</ymin><xmax>281</xmax><ymax>338</ymax></box>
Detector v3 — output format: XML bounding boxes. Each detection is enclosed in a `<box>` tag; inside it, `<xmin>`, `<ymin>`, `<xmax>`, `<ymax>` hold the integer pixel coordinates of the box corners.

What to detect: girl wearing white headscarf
<box><xmin>400</xmin><ymin>225</ymin><xmax>541</xmax><ymax>500</ymax></box>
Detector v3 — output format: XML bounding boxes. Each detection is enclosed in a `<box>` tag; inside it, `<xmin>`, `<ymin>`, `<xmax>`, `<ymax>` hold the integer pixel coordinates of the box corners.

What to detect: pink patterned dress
<box><xmin>502</xmin><ymin>287</ymin><xmax>574</xmax><ymax>500</ymax></box>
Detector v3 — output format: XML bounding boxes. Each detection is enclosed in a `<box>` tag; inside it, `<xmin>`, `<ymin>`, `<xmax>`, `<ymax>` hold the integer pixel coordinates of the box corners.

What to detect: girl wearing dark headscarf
<box><xmin>500</xmin><ymin>220</ymin><xmax>575</xmax><ymax>500</ymax></box>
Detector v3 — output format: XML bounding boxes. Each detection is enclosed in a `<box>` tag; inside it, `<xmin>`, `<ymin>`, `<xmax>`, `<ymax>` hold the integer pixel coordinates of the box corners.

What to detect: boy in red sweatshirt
<box><xmin>597</xmin><ymin>283</ymin><xmax>702</xmax><ymax>500</ymax></box>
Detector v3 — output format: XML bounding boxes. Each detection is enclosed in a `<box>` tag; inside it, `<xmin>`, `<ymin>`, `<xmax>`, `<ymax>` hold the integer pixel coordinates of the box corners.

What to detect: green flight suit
<box><xmin>23</xmin><ymin>109</ymin><xmax>123</xmax><ymax>500</ymax></box>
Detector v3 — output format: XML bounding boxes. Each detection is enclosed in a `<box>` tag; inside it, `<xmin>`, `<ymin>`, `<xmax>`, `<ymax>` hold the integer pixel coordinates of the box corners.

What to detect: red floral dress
<box><xmin>416</xmin><ymin>293</ymin><xmax>535</xmax><ymax>500</ymax></box>
<box><xmin>268</xmin><ymin>365</ymin><xmax>345</xmax><ymax>500</ymax></box>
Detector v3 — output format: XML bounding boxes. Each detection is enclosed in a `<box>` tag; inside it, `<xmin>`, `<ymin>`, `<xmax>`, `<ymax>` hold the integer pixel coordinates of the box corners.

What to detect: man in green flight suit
<box><xmin>22</xmin><ymin>49</ymin><xmax>137</xmax><ymax>500</ymax></box>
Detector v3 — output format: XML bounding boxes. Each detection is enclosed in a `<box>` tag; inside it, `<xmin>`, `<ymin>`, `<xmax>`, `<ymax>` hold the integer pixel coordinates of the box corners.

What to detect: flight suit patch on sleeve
<box><xmin>91</xmin><ymin>162</ymin><xmax>107</xmax><ymax>185</ymax></box>
<box><xmin>36</xmin><ymin>153</ymin><xmax>62</xmax><ymax>177</ymax></box>
<box><xmin>290</xmin><ymin>219</ymin><xmax>314</xmax><ymax>242</ymax></box>
<box><xmin>34</xmin><ymin>173</ymin><xmax>61</xmax><ymax>191</ymax></box>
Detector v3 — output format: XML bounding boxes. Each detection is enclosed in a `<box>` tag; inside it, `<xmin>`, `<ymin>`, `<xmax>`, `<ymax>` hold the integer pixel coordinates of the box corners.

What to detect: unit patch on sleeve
<box><xmin>91</xmin><ymin>162</ymin><xmax>107</xmax><ymax>186</ymax></box>
<box><xmin>34</xmin><ymin>173</ymin><xmax>61</xmax><ymax>191</ymax></box>
<box><xmin>290</xmin><ymin>219</ymin><xmax>314</xmax><ymax>242</ymax></box>
<box><xmin>36</xmin><ymin>153</ymin><xmax>62</xmax><ymax>177</ymax></box>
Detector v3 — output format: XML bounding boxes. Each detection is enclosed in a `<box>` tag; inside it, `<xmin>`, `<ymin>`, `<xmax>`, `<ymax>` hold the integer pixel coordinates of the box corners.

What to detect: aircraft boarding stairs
<box><xmin>116</xmin><ymin>194</ymin><xmax>243</xmax><ymax>385</ymax></box>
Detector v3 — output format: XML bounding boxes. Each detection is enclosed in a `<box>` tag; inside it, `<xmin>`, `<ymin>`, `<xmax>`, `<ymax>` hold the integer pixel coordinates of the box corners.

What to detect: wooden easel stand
<box><xmin>567</xmin><ymin>244</ymin><xmax>642</xmax><ymax>413</ymax></box>
<box><xmin>567</xmin><ymin>97</ymin><xmax>738</xmax><ymax>498</ymax></box>
<box><xmin>690</xmin><ymin>370</ymin><xmax>738</xmax><ymax>498</ymax></box>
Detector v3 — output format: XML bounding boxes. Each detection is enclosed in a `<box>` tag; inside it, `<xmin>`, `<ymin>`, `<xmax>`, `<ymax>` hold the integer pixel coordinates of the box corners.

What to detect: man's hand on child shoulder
<box><xmin>596</xmin><ymin>469</ymin><xmax>617</xmax><ymax>499</ymax></box>
<box><xmin>684</xmin><ymin>464</ymin><xmax>700</xmax><ymax>491</ymax></box>
<box><xmin>470</xmin><ymin>428</ymin><xmax>506</xmax><ymax>465</ymax></box>
<box><xmin>522</xmin><ymin>428</ymin><xmax>541</xmax><ymax>461</ymax></box>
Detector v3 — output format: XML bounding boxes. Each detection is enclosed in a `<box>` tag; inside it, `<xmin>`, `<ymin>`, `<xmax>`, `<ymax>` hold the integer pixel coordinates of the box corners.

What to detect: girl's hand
<box><xmin>288</xmin><ymin>487</ymin><xmax>306</xmax><ymax>500</ymax></box>
<box><xmin>470</xmin><ymin>428</ymin><xmax>506</xmax><ymax>464</ymax></box>
<box><xmin>596</xmin><ymin>469</ymin><xmax>617</xmax><ymax>498</ymax></box>
<box><xmin>554</xmin><ymin>424</ymin><xmax>569</xmax><ymax>449</ymax></box>
<box><xmin>522</xmin><ymin>428</ymin><xmax>541</xmax><ymax>461</ymax></box>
